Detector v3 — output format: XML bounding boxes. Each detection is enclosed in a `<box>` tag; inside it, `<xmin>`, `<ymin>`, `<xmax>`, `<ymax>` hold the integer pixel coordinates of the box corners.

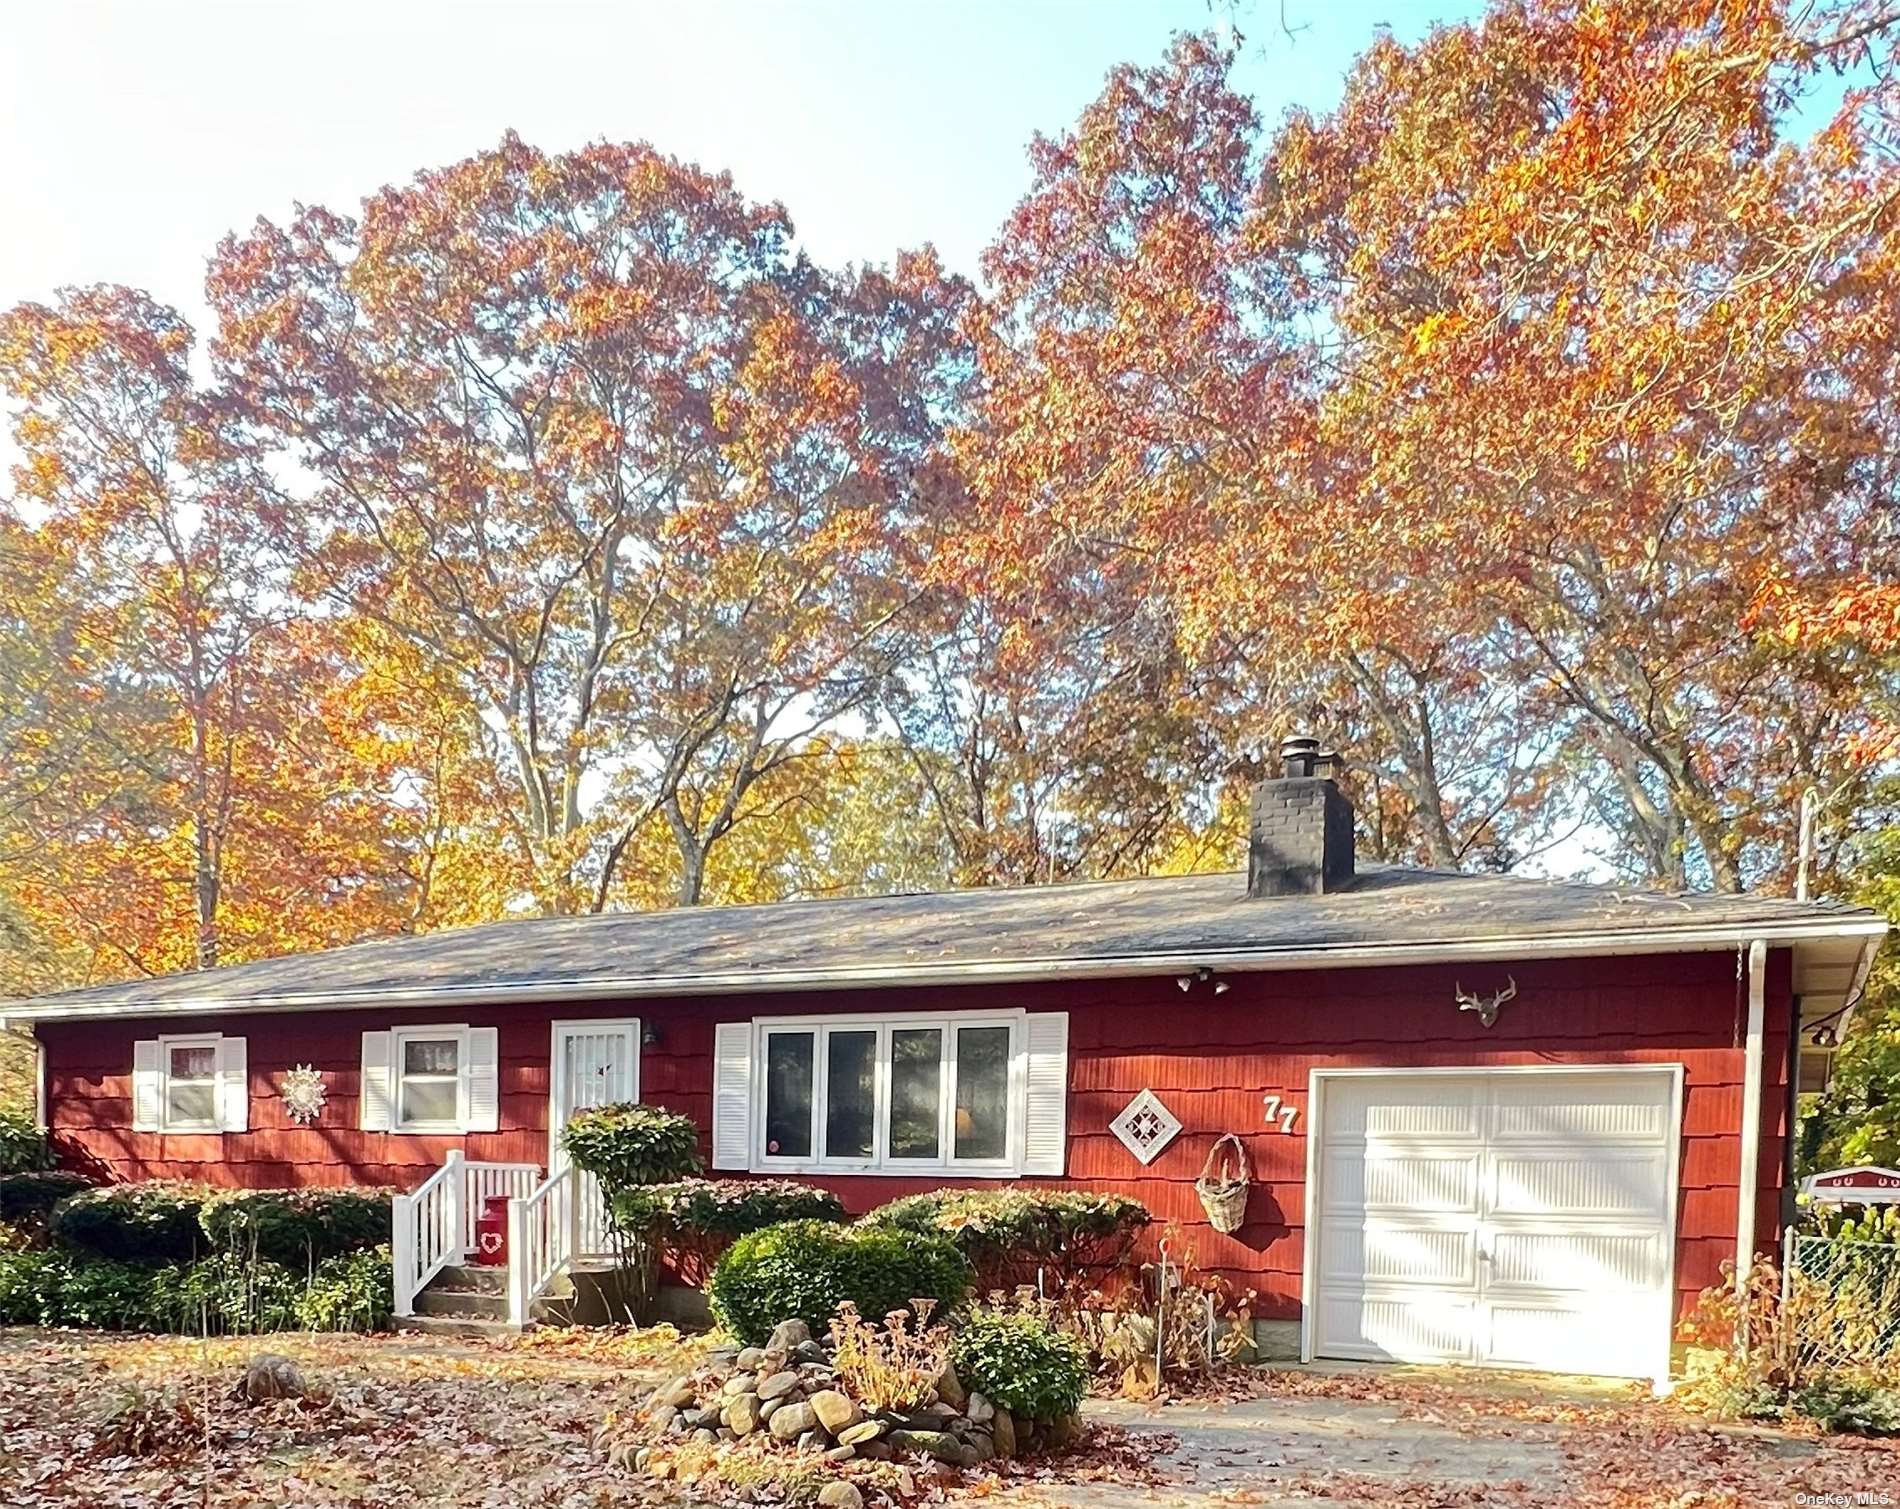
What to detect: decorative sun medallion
<box><xmin>1109</xmin><ymin>1089</ymin><xmax>1183</xmax><ymax>1165</ymax></box>
<box><xmin>280</xmin><ymin>1065</ymin><xmax>327</xmax><ymax>1125</ymax></box>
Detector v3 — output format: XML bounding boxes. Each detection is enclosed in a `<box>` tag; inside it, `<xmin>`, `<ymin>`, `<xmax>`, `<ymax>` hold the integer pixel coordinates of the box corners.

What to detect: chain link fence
<box><xmin>1781</xmin><ymin>1230</ymin><xmax>1900</xmax><ymax>1386</ymax></box>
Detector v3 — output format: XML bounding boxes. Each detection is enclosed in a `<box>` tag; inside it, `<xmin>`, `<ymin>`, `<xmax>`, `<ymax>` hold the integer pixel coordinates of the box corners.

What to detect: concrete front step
<box><xmin>435</xmin><ymin>1263</ymin><xmax>508</xmax><ymax>1296</ymax></box>
<box><xmin>393</xmin><ymin>1313</ymin><xmax>525</xmax><ymax>1340</ymax></box>
<box><xmin>415</xmin><ymin>1286</ymin><xmax>508</xmax><ymax>1320</ymax></box>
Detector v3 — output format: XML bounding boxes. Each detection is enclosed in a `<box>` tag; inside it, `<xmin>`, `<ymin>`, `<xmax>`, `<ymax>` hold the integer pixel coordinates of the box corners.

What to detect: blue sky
<box><xmin>0</xmin><ymin>0</ymin><xmax>1465</xmax><ymax>322</ymax></box>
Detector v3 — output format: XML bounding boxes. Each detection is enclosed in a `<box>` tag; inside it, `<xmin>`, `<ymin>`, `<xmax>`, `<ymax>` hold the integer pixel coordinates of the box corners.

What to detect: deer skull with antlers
<box><xmin>1454</xmin><ymin>976</ymin><xmax>1517</xmax><ymax>1028</ymax></box>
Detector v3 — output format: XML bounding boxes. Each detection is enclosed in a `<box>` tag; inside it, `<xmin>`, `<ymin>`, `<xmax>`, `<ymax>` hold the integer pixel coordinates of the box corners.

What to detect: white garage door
<box><xmin>1310</xmin><ymin>1067</ymin><xmax>1681</xmax><ymax>1380</ymax></box>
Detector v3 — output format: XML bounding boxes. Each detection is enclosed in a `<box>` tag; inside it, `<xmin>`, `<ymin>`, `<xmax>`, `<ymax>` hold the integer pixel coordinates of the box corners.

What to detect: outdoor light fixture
<box><xmin>1176</xmin><ymin>966</ymin><xmax>1224</xmax><ymax>993</ymax></box>
<box><xmin>643</xmin><ymin>1023</ymin><xmax>661</xmax><ymax>1048</ymax></box>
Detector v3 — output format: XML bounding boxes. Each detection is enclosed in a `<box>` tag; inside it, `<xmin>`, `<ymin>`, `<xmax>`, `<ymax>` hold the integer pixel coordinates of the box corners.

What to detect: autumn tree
<box><xmin>0</xmin><ymin>287</ymin><xmax>433</xmax><ymax>979</ymax></box>
<box><xmin>209</xmin><ymin>135</ymin><xmax>970</xmax><ymax>910</ymax></box>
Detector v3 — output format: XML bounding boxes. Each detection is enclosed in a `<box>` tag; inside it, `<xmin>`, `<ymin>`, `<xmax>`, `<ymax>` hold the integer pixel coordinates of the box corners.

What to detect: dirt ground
<box><xmin>0</xmin><ymin>1329</ymin><xmax>1893</xmax><ymax>1508</ymax></box>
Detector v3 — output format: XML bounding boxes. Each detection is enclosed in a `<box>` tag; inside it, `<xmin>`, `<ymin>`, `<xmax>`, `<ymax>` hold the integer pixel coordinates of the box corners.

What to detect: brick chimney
<box><xmin>1248</xmin><ymin>735</ymin><xmax>1355</xmax><ymax>897</ymax></box>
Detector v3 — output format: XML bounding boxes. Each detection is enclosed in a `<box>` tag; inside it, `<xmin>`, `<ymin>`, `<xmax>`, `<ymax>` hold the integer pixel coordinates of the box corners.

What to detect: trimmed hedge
<box><xmin>613</xmin><ymin>1178</ymin><xmax>845</xmax><ymax>1285</ymax></box>
<box><xmin>51</xmin><ymin>1181</ymin><xmax>215</xmax><ymax>1262</ymax></box>
<box><xmin>862</xmin><ymin>1188</ymin><xmax>1149</xmax><ymax>1294</ymax></box>
<box><xmin>49</xmin><ymin>1182</ymin><xmax>394</xmax><ymax>1266</ymax></box>
<box><xmin>561</xmin><ymin>1103</ymin><xmax>702</xmax><ymax>1195</ymax></box>
<box><xmin>708</xmin><ymin>1219</ymin><xmax>970</xmax><ymax>1346</ymax></box>
<box><xmin>199</xmin><ymin>1187</ymin><xmax>394</xmax><ymax>1266</ymax></box>
<box><xmin>0</xmin><ymin>1170</ymin><xmax>94</xmax><ymax>1242</ymax></box>
<box><xmin>951</xmin><ymin>1306</ymin><xmax>1091</xmax><ymax>1422</ymax></box>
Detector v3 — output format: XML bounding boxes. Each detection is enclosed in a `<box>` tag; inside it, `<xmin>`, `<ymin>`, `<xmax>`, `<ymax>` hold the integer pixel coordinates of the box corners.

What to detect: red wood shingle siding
<box><xmin>39</xmin><ymin>947</ymin><xmax>1793</xmax><ymax>1322</ymax></box>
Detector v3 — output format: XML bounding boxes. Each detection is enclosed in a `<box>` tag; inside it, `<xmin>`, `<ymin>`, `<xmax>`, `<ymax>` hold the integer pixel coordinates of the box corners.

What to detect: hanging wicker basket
<box><xmin>1194</xmin><ymin>1133</ymin><xmax>1252</xmax><ymax>1234</ymax></box>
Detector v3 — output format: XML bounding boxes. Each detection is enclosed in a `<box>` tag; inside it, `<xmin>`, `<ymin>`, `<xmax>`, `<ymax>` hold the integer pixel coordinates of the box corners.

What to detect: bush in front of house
<box><xmin>292</xmin><ymin>1245</ymin><xmax>394</xmax><ymax>1332</ymax></box>
<box><xmin>707</xmin><ymin>1218</ymin><xmax>971</xmax><ymax>1345</ymax></box>
<box><xmin>198</xmin><ymin>1186</ymin><xmax>394</xmax><ymax>1266</ymax></box>
<box><xmin>50</xmin><ymin>1181</ymin><xmax>216</xmax><ymax>1262</ymax></box>
<box><xmin>612</xmin><ymin>1178</ymin><xmax>845</xmax><ymax>1284</ymax></box>
<box><xmin>951</xmin><ymin>1304</ymin><xmax>1091</xmax><ymax>1423</ymax></box>
<box><xmin>560</xmin><ymin>1103</ymin><xmax>702</xmax><ymax>1195</ymax></box>
<box><xmin>862</xmin><ymin>1187</ymin><xmax>1150</xmax><ymax>1295</ymax></box>
<box><xmin>0</xmin><ymin>1242</ymin><xmax>396</xmax><ymax>1334</ymax></box>
<box><xmin>0</xmin><ymin>1170</ymin><xmax>94</xmax><ymax>1245</ymax></box>
<box><xmin>0</xmin><ymin>1108</ymin><xmax>54</xmax><ymax>1175</ymax></box>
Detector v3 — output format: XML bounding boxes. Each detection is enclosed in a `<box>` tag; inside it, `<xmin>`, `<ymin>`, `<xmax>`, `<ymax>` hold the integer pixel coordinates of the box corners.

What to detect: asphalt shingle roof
<box><xmin>6</xmin><ymin>863</ymin><xmax>1883</xmax><ymax>1019</ymax></box>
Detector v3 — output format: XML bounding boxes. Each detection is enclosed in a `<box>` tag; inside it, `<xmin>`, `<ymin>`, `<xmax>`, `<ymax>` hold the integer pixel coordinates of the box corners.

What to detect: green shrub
<box><xmin>561</xmin><ymin>1103</ymin><xmax>701</xmax><ymax>1196</ymax></box>
<box><xmin>294</xmin><ymin>1245</ymin><xmax>394</xmax><ymax>1332</ymax></box>
<box><xmin>150</xmin><ymin>1250</ymin><xmax>304</xmax><ymax>1334</ymax></box>
<box><xmin>0</xmin><ymin>1170</ymin><xmax>93</xmax><ymax>1245</ymax></box>
<box><xmin>1788</xmin><ymin>1376</ymin><xmax>1900</xmax><ymax>1435</ymax></box>
<box><xmin>199</xmin><ymin>1187</ymin><xmax>393</xmax><ymax>1266</ymax></box>
<box><xmin>950</xmin><ymin>1306</ymin><xmax>1090</xmax><ymax>1422</ymax></box>
<box><xmin>708</xmin><ymin>1219</ymin><xmax>970</xmax><ymax>1346</ymax></box>
<box><xmin>0</xmin><ymin>1108</ymin><xmax>54</xmax><ymax>1175</ymax></box>
<box><xmin>51</xmin><ymin>1181</ymin><xmax>214</xmax><ymax>1262</ymax></box>
<box><xmin>59</xmin><ymin>1254</ymin><xmax>171</xmax><ymax>1331</ymax></box>
<box><xmin>0</xmin><ymin>1242</ymin><xmax>391</xmax><ymax>1334</ymax></box>
<box><xmin>863</xmin><ymin>1188</ymin><xmax>1149</xmax><ymax>1294</ymax></box>
<box><xmin>614</xmin><ymin>1178</ymin><xmax>845</xmax><ymax>1284</ymax></box>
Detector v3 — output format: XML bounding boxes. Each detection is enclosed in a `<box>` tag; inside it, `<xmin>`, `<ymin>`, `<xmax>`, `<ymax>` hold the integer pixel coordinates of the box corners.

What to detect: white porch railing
<box><xmin>391</xmin><ymin>1153</ymin><xmax>547</xmax><ymax>1319</ymax></box>
<box><xmin>506</xmin><ymin>1163</ymin><xmax>579</xmax><ymax>1328</ymax></box>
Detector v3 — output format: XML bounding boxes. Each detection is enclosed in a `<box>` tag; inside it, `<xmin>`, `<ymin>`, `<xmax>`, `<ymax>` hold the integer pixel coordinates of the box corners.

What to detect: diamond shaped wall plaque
<box><xmin>1109</xmin><ymin>1089</ymin><xmax>1182</xmax><ymax>1165</ymax></box>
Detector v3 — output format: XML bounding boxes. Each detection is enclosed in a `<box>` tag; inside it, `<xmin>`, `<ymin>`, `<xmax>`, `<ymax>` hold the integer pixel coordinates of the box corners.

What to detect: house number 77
<box><xmin>1261</xmin><ymin>1095</ymin><xmax>1299</xmax><ymax>1134</ymax></box>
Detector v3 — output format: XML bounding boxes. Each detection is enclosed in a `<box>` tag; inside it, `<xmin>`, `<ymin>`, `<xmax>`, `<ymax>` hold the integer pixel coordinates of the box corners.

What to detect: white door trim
<box><xmin>548</xmin><ymin>1017</ymin><xmax>643</xmax><ymax>1170</ymax></box>
<box><xmin>1300</xmin><ymin>1061</ymin><xmax>1685</xmax><ymax>1387</ymax></box>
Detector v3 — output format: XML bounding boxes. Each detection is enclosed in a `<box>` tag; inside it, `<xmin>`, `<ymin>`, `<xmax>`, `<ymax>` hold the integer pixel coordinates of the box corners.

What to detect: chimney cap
<box><xmin>1280</xmin><ymin>734</ymin><xmax>1322</xmax><ymax>778</ymax></box>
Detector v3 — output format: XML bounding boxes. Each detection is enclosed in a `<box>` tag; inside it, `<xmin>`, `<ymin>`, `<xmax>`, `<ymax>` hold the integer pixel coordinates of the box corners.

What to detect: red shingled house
<box><xmin>4</xmin><ymin>741</ymin><xmax>1884</xmax><ymax>1383</ymax></box>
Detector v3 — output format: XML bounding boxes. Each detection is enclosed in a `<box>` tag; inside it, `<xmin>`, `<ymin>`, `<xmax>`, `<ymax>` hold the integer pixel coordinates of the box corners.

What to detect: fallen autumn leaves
<box><xmin>0</xmin><ymin>1331</ymin><xmax>1894</xmax><ymax>1508</ymax></box>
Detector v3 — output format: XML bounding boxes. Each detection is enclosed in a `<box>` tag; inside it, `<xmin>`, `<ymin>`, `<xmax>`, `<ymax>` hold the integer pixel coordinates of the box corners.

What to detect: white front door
<box><xmin>1309</xmin><ymin>1066</ymin><xmax>1681</xmax><ymax>1380</ymax></box>
<box><xmin>550</xmin><ymin>1019</ymin><xmax>641</xmax><ymax>1259</ymax></box>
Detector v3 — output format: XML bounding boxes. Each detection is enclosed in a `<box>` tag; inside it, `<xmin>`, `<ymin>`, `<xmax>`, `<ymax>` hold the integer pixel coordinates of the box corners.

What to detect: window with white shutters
<box><xmin>359</xmin><ymin>1025</ymin><xmax>500</xmax><ymax>1134</ymax></box>
<box><xmin>131</xmin><ymin>1033</ymin><xmax>248</xmax><ymax>1134</ymax></box>
<box><xmin>712</xmin><ymin>1009</ymin><xmax>1068</xmax><ymax>1178</ymax></box>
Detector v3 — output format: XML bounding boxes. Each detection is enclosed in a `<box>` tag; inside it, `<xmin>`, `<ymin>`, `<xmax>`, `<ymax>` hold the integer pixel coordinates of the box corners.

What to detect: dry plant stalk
<box><xmin>827</xmin><ymin>1299</ymin><xmax>950</xmax><ymax>1412</ymax></box>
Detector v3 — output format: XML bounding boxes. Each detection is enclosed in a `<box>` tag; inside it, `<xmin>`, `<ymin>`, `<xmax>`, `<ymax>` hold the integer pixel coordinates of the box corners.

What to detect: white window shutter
<box><xmin>217</xmin><ymin>1036</ymin><xmax>249</xmax><ymax>1133</ymax></box>
<box><xmin>1021</xmin><ymin>1012</ymin><xmax>1069</xmax><ymax>1175</ymax></box>
<box><xmin>466</xmin><ymin>1027</ymin><xmax>500</xmax><ymax>1133</ymax></box>
<box><xmin>132</xmin><ymin>1039</ymin><xmax>162</xmax><ymax>1132</ymax></box>
<box><xmin>712</xmin><ymin>1022</ymin><xmax>753</xmax><ymax>1169</ymax></box>
<box><xmin>360</xmin><ymin>1030</ymin><xmax>393</xmax><ymax>1131</ymax></box>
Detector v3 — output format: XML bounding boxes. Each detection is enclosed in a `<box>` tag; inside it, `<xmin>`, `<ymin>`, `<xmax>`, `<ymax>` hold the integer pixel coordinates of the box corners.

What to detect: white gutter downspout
<box><xmin>1735</xmin><ymin>939</ymin><xmax>1768</xmax><ymax>1289</ymax></box>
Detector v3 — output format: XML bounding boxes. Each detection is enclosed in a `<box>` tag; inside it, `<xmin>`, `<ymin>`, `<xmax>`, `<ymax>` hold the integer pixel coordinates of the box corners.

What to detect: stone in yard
<box><xmin>758</xmin><ymin>1396</ymin><xmax>782</xmax><ymax>1424</ymax></box>
<box><xmin>769</xmin><ymin>1400</ymin><xmax>817</xmax><ymax>1440</ymax></box>
<box><xmin>816</xmin><ymin>1483</ymin><xmax>864</xmax><ymax>1509</ymax></box>
<box><xmin>653</xmin><ymin>1376</ymin><xmax>697</xmax><ymax>1410</ymax></box>
<box><xmin>649</xmin><ymin>1404</ymin><xmax>679</xmax><ymax>1432</ymax></box>
<box><xmin>991</xmin><ymin>1409</ymin><xmax>1016</xmax><ymax>1459</ymax></box>
<box><xmin>857</xmin><ymin>1438</ymin><xmax>892</xmax><ymax>1461</ymax></box>
<box><xmin>794</xmin><ymin>1339</ymin><xmax>827</xmax><ymax>1364</ymax></box>
<box><xmin>837</xmin><ymin>1420</ymin><xmax>885</xmax><ymax>1446</ymax></box>
<box><xmin>809</xmin><ymin>1389</ymin><xmax>861</xmax><ymax>1435</ymax></box>
<box><xmin>727</xmin><ymin>1393</ymin><xmax>762</xmax><ymax>1437</ymax></box>
<box><xmin>886</xmin><ymin>1428</ymin><xmax>963</xmax><ymax>1463</ymax></box>
<box><xmin>799</xmin><ymin>1429</ymin><xmax>822</xmax><ymax>1450</ymax></box>
<box><xmin>965</xmin><ymin>1390</ymin><xmax>995</xmax><ymax>1423</ymax></box>
<box><xmin>722</xmin><ymin>1372</ymin><xmax>758</xmax><ymax>1396</ymax></box>
<box><xmin>736</xmin><ymin>1346</ymin><xmax>766</xmax><ymax>1371</ymax></box>
<box><xmin>767</xmin><ymin>1318</ymin><xmax>813</xmax><ymax>1352</ymax></box>
<box><xmin>692</xmin><ymin>1427</ymin><xmax>716</xmax><ymax>1445</ymax></box>
<box><xmin>934</xmin><ymin>1362</ymin><xmax>966</xmax><ymax>1409</ymax></box>
<box><xmin>963</xmin><ymin>1432</ymin><xmax>993</xmax><ymax>1464</ymax></box>
<box><xmin>824</xmin><ymin>1444</ymin><xmax>856</xmax><ymax>1463</ymax></box>
<box><xmin>919</xmin><ymin>1401</ymin><xmax>959</xmax><ymax>1424</ymax></box>
<box><xmin>758</xmin><ymin>1370</ymin><xmax>801</xmax><ymax>1402</ymax></box>
<box><xmin>238</xmin><ymin>1353</ymin><xmax>307</xmax><ymax>1402</ymax></box>
<box><xmin>1047</xmin><ymin>1411</ymin><xmax>1081</xmax><ymax>1449</ymax></box>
